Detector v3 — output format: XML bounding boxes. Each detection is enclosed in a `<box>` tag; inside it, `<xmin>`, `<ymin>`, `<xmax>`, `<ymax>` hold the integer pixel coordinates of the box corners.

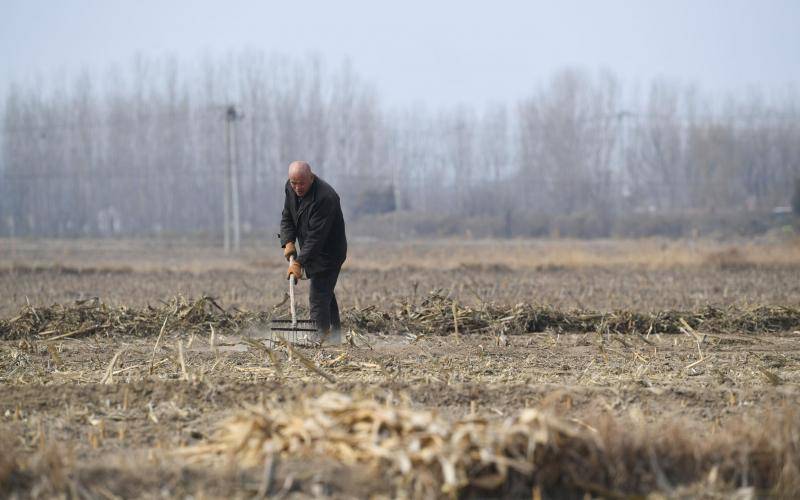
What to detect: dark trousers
<box><xmin>309</xmin><ymin>268</ymin><xmax>341</xmax><ymax>333</ymax></box>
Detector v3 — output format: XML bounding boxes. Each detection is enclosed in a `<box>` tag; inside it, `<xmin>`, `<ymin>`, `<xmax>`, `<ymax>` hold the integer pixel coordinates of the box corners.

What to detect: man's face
<box><xmin>289</xmin><ymin>172</ymin><xmax>312</xmax><ymax>197</ymax></box>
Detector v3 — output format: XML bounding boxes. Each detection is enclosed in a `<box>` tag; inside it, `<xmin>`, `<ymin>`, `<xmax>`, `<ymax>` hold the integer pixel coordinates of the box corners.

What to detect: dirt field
<box><xmin>2</xmin><ymin>237</ymin><xmax>800</xmax><ymax>498</ymax></box>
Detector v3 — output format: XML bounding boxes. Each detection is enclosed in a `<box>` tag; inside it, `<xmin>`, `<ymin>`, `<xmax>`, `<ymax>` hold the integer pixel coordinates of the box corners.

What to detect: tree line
<box><xmin>1</xmin><ymin>51</ymin><xmax>799</xmax><ymax>238</ymax></box>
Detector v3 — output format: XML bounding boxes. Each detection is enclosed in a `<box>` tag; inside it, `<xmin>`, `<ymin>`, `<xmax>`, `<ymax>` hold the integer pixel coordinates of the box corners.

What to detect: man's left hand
<box><xmin>287</xmin><ymin>259</ymin><xmax>302</xmax><ymax>281</ymax></box>
<box><xmin>283</xmin><ymin>241</ymin><xmax>297</xmax><ymax>261</ymax></box>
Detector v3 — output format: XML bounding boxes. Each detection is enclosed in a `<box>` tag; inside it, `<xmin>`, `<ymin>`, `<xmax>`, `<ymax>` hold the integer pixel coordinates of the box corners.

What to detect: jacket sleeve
<box><xmin>295</xmin><ymin>195</ymin><xmax>336</xmax><ymax>267</ymax></box>
<box><xmin>279</xmin><ymin>184</ymin><xmax>296</xmax><ymax>247</ymax></box>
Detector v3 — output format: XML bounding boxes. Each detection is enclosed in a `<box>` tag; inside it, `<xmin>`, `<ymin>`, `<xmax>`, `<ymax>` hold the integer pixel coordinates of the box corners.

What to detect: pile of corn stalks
<box><xmin>186</xmin><ymin>391</ymin><xmax>800</xmax><ymax>497</ymax></box>
<box><xmin>346</xmin><ymin>289</ymin><xmax>800</xmax><ymax>337</ymax></box>
<box><xmin>0</xmin><ymin>295</ymin><xmax>264</xmax><ymax>341</ymax></box>
<box><xmin>2</xmin><ymin>291</ymin><xmax>798</xmax><ymax>341</ymax></box>
<box><xmin>184</xmin><ymin>391</ymin><xmax>587</xmax><ymax>497</ymax></box>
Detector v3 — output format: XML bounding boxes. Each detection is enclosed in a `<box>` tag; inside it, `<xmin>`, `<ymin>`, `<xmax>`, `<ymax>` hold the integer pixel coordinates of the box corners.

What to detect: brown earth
<box><xmin>2</xmin><ymin>238</ymin><xmax>800</xmax><ymax>498</ymax></box>
<box><xmin>3</xmin><ymin>237</ymin><xmax>800</xmax><ymax>317</ymax></box>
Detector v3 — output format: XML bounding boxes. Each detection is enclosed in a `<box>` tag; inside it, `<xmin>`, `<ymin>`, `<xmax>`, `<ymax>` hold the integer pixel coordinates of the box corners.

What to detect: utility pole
<box><xmin>616</xmin><ymin>110</ymin><xmax>632</xmax><ymax>213</ymax></box>
<box><xmin>224</xmin><ymin>105</ymin><xmax>243</xmax><ymax>253</ymax></box>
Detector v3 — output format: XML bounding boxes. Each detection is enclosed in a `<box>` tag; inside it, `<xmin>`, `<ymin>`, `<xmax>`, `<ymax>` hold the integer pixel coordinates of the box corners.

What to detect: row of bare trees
<box><xmin>2</xmin><ymin>52</ymin><xmax>799</xmax><ymax>237</ymax></box>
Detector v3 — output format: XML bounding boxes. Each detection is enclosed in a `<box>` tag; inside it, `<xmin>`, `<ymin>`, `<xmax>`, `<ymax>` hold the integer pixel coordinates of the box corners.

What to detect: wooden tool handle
<box><xmin>289</xmin><ymin>256</ymin><xmax>297</xmax><ymax>326</ymax></box>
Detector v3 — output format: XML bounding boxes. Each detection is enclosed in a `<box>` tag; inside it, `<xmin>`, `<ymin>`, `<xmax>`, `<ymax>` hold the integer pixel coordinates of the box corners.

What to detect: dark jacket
<box><xmin>280</xmin><ymin>176</ymin><xmax>347</xmax><ymax>277</ymax></box>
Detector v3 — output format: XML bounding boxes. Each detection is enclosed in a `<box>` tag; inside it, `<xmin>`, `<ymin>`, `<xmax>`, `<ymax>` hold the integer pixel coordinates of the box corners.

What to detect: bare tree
<box><xmin>2</xmin><ymin>54</ymin><xmax>799</xmax><ymax>239</ymax></box>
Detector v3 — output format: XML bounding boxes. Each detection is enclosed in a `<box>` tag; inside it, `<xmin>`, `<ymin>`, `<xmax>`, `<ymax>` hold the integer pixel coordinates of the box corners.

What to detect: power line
<box><xmin>1</xmin><ymin>107</ymin><xmax>797</xmax><ymax>137</ymax></box>
<box><xmin>0</xmin><ymin>107</ymin><xmax>224</xmax><ymax>136</ymax></box>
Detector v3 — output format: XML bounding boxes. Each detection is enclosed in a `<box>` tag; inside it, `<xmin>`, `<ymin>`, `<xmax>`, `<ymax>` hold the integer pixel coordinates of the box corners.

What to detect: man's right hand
<box><xmin>283</xmin><ymin>241</ymin><xmax>297</xmax><ymax>261</ymax></box>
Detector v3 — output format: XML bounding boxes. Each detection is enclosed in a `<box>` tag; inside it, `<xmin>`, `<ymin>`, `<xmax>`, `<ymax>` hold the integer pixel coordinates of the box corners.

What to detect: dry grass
<box><xmin>348</xmin><ymin>238</ymin><xmax>800</xmax><ymax>271</ymax></box>
<box><xmin>2</xmin><ymin>237</ymin><xmax>800</xmax><ymax>274</ymax></box>
<box><xmin>0</xmin><ymin>433</ymin><xmax>24</xmax><ymax>492</ymax></box>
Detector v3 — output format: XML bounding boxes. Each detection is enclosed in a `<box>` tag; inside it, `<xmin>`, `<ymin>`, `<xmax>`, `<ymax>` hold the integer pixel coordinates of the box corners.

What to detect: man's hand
<box><xmin>283</xmin><ymin>241</ymin><xmax>297</xmax><ymax>261</ymax></box>
<box><xmin>287</xmin><ymin>259</ymin><xmax>302</xmax><ymax>282</ymax></box>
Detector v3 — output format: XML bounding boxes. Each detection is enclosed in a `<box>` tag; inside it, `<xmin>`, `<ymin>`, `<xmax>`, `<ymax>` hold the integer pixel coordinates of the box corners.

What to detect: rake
<box><xmin>269</xmin><ymin>256</ymin><xmax>317</xmax><ymax>346</ymax></box>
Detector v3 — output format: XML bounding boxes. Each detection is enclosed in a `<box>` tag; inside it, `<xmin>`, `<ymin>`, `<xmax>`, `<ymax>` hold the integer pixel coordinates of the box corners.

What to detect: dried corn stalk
<box><xmin>184</xmin><ymin>391</ymin><xmax>587</xmax><ymax>496</ymax></box>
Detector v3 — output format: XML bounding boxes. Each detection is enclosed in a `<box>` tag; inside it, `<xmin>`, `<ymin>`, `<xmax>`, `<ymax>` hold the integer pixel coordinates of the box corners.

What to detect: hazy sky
<box><xmin>1</xmin><ymin>0</ymin><xmax>799</xmax><ymax>108</ymax></box>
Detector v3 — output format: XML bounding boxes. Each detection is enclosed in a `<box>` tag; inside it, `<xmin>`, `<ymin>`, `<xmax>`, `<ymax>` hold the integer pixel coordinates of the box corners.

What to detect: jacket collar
<box><xmin>296</xmin><ymin>177</ymin><xmax>318</xmax><ymax>217</ymax></box>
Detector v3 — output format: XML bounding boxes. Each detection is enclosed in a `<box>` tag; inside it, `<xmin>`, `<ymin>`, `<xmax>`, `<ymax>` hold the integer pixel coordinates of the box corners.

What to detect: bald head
<box><xmin>288</xmin><ymin>161</ymin><xmax>312</xmax><ymax>178</ymax></box>
<box><xmin>288</xmin><ymin>161</ymin><xmax>314</xmax><ymax>197</ymax></box>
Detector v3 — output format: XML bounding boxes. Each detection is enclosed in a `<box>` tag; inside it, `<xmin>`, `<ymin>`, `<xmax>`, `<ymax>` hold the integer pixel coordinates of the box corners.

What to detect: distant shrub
<box><xmin>507</xmin><ymin>212</ymin><xmax>550</xmax><ymax>238</ymax></box>
<box><xmin>347</xmin><ymin>209</ymin><xmax>785</xmax><ymax>240</ymax></box>
<box><xmin>702</xmin><ymin>247</ymin><xmax>755</xmax><ymax>270</ymax></box>
<box><xmin>613</xmin><ymin>213</ymin><xmax>689</xmax><ymax>238</ymax></box>
<box><xmin>353</xmin><ymin>186</ymin><xmax>396</xmax><ymax>217</ymax></box>
<box><xmin>552</xmin><ymin>211</ymin><xmax>612</xmax><ymax>238</ymax></box>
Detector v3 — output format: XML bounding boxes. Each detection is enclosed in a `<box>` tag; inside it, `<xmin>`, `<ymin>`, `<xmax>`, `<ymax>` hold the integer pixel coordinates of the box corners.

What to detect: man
<box><xmin>280</xmin><ymin>161</ymin><xmax>347</xmax><ymax>344</ymax></box>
